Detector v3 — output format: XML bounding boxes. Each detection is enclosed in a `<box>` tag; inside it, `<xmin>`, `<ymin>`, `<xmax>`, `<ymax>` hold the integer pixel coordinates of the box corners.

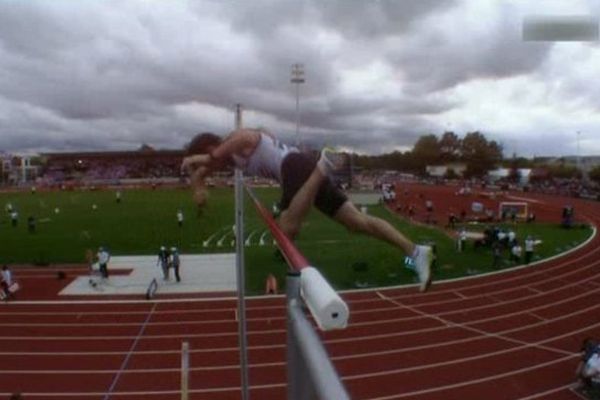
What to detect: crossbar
<box><xmin>244</xmin><ymin>185</ymin><xmax>309</xmax><ymax>271</ymax></box>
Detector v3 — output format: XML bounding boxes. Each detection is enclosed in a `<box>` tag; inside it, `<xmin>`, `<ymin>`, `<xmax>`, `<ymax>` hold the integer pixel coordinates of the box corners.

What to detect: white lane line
<box><xmin>360</xmin><ymin>353</ymin><xmax>577</xmax><ymax>400</ymax></box>
<box><xmin>527</xmin><ymin>312</ymin><xmax>547</xmax><ymax>322</ymax></box>
<box><xmin>527</xmin><ymin>286</ymin><xmax>544</xmax><ymax>294</ymax></box>
<box><xmin>376</xmin><ymin>291</ymin><xmax>572</xmax><ymax>356</ymax></box>
<box><xmin>515</xmin><ymin>384</ymin><xmax>576</xmax><ymax>400</ymax></box>
<box><xmin>3</xmin><ymin>285</ymin><xmax>600</xmax><ymax>344</ymax></box>
<box><xmin>6</xmin><ymin>251</ymin><xmax>598</xmax><ymax>322</ymax></box>
<box><xmin>453</xmin><ymin>291</ymin><xmax>468</xmax><ymax>299</ymax></box>
<box><xmin>4</xmin><ymin>317</ymin><xmax>599</xmax><ymax>377</ymax></box>
<box><xmin>0</xmin><ymin>382</ymin><xmax>286</xmax><ymax>397</ymax></box>
<box><xmin>103</xmin><ymin>303</ymin><xmax>156</xmax><ymax>400</ymax></box>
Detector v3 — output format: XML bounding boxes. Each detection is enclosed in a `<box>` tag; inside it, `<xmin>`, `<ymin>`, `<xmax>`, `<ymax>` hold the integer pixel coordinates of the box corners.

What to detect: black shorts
<box><xmin>280</xmin><ymin>152</ymin><xmax>348</xmax><ymax>217</ymax></box>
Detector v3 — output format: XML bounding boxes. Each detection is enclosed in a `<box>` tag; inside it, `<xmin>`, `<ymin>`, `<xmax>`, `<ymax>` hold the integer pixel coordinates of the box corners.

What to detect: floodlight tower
<box><xmin>290</xmin><ymin>63</ymin><xmax>305</xmax><ymax>148</ymax></box>
<box><xmin>577</xmin><ymin>130</ymin><xmax>581</xmax><ymax>169</ymax></box>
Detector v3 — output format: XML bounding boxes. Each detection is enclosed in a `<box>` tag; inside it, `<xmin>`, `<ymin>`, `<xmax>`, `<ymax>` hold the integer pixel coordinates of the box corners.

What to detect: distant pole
<box><xmin>236</xmin><ymin>104</ymin><xmax>243</xmax><ymax>131</ymax></box>
<box><xmin>577</xmin><ymin>131</ymin><xmax>581</xmax><ymax>168</ymax></box>
<box><xmin>290</xmin><ymin>63</ymin><xmax>305</xmax><ymax>149</ymax></box>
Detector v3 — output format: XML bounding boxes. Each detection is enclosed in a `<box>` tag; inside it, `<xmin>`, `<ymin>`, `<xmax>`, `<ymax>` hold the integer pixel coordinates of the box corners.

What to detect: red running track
<box><xmin>0</xmin><ymin>190</ymin><xmax>598</xmax><ymax>399</ymax></box>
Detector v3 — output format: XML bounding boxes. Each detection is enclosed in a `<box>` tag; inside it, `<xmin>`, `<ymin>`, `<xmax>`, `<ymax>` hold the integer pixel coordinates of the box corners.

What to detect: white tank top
<box><xmin>234</xmin><ymin>132</ymin><xmax>298</xmax><ymax>182</ymax></box>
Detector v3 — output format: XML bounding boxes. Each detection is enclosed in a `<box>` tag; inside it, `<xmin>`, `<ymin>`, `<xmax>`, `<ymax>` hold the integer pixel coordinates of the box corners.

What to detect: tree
<box><xmin>546</xmin><ymin>164</ymin><xmax>582</xmax><ymax>180</ymax></box>
<box><xmin>589</xmin><ymin>165</ymin><xmax>600</xmax><ymax>184</ymax></box>
<box><xmin>411</xmin><ymin>134</ymin><xmax>440</xmax><ymax>172</ymax></box>
<box><xmin>461</xmin><ymin>132</ymin><xmax>503</xmax><ymax>177</ymax></box>
<box><xmin>439</xmin><ymin>131</ymin><xmax>461</xmax><ymax>162</ymax></box>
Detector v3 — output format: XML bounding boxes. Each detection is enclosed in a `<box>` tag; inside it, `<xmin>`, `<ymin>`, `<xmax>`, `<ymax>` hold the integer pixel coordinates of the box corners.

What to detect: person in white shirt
<box><xmin>1</xmin><ymin>265</ymin><xmax>14</xmax><ymax>300</ymax></box>
<box><xmin>458</xmin><ymin>228</ymin><xmax>467</xmax><ymax>252</ymax></box>
<box><xmin>510</xmin><ymin>243</ymin><xmax>522</xmax><ymax>264</ymax></box>
<box><xmin>176</xmin><ymin>209</ymin><xmax>184</xmax><ymax>228</ymax></box>
<box><xmin>10</xmin><ymin>210</ymin><xmax>18</xmax><ymax>227</ymax></box>
<box><xmin>525</xmin><ymin>235</ymin><xmax>535</xmax><ymax>264</ymax></box>
<box><xmin>577</xmin><ymin>338</ymin><xmax>600</xmax><ymax>391</ymax></box>
<box><xmin>507</xmin><ymin>230</ymin><xmax>516</xmax><ymax>246</ymax></box>
<box><xmin>97</xmin><ymin>247</ymin><xmax>110</xmax><ymax>279</ymax></box>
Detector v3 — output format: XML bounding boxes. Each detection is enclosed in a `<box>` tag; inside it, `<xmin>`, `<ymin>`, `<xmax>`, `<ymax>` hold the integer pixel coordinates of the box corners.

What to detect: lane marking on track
<box><xmin>7</xmin><ymin>245</ymin><xmax>598</xmax><ymax>316</ymax></box>
<box><xmin>527</xmin><ymin>312</ymin><xmax>547</xmax><ymax>322</ymax></box>
<box><xmin>569</xmin><ymin>386</ymin><xmax>592</xmax><ymax>400</ymax></box>
<box><xmin>2</xmin><ymin>284</ymin><xmax>600</xmax><ymax>346</ymax></box>
<box><xmin>4</xmin><ymin>319</ymin><xmax>599</xmax><ymax>377</ymax></box>
<box><xmin>359</xmin><ymin>353</ymin><xmax>577</xmax><ymax>400</ymax></box>
<box><xmin>375</xmin><ymin>291</ymin><xmax>572</xmax><ymax>356</ymax></box>
<box><xmin>103</xmin><ymin>303</ymin><xmax>156</xmax><ymax>400</ymax></box>
<box><xmin>515</xmin><ymin>384</ymin><xmax>575</xmax><ymax>400</ymax></box>
<box><xmin>527</xmin><ymin>286</ymin><xmax>544</xmax><ymax>294</ymax></box>
<box><xmin>452</xmin><ymin>291</ymin><xmax>468</xmax><ymax>299</ymax></box>
<box><xmin>4</xmin><ymin>251</ymin><xmax>598</xmax><ymax>329</ymax></box>
<box><xmin>0</xmin><ymin>382</ymin><xmax>286</xmax><ymax>397</ymax></box>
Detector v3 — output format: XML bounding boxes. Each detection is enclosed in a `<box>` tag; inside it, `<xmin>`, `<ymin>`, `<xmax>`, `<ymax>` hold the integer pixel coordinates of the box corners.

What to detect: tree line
<box><xmin>353</xmin><ymin>131</ymin><xmax>503</xmax><ymax>178</ymax></box>
<box><xmin>352</xmin><ymin>131</ymin><xmax>600</xmax><ymax>183</ymax></box>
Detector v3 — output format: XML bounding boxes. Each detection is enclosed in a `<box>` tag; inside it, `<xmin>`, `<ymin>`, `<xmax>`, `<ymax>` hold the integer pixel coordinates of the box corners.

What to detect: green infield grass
<box><xmin>0</xmin><ymin>187</ymin><xmax>593</xmax><ymax>295</ymax></box>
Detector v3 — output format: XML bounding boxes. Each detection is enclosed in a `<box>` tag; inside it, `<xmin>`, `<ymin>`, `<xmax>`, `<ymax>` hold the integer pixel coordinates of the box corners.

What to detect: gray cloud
<box><xmin>0</xmin><ymin>0</ymin><xmax>597</xmax><ymax>156</ymax></box>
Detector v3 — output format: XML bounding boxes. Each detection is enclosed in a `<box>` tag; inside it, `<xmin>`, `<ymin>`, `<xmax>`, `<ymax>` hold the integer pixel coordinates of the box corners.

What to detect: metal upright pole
<box><xmin>234</xmin><ymin>104</ymin><xmax>250</xmax><ymax>400</ymax></box>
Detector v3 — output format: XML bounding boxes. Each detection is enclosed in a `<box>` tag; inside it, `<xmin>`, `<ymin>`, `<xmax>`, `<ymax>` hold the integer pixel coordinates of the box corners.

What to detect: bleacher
<box><xmin>40</xmin><ymin>146</ymin><xmax>184</xmax><ymax>185</ymax></box>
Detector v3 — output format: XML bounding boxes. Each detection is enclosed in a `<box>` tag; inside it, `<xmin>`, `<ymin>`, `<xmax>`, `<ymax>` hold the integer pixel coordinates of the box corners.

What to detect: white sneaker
<box><xmin>413</xmin><ymin>245</ymin><xmax>433</xmax><ymax>292</ymax></box>
<box><xmin>317</xmin><ymin>147</ymin><xmax>345</xmax><ymax>175</ymax></box>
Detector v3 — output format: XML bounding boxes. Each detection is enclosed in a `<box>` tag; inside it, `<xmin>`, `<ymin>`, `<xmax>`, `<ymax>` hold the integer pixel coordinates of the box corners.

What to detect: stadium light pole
<box><xmin>291</xmin><ymin>63</ymin><xmax>305</xmax><ymax>149</ymax></box>
<box><xmin>577</xmin><ymin>131</ymin><xmax>581</xmax><ymax>169</ymax></box>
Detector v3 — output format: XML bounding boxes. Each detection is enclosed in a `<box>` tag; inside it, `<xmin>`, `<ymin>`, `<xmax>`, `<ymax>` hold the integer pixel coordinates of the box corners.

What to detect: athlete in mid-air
<box><xmin>181</xmin><ymin>128</ymin><xmax>433</xmax><ymax>291</ymax></box>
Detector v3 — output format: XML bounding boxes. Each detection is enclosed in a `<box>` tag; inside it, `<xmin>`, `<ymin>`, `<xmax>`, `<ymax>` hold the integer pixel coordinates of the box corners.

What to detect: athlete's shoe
<box><xmin>317</xmin><ymin>147</ymin><xmax>346</xmax><ymax>175</ymax></box>
<box><xmin>413</xmin><ymin>245</ymin><xmax>433</xmax><ymax>292</ymax></box>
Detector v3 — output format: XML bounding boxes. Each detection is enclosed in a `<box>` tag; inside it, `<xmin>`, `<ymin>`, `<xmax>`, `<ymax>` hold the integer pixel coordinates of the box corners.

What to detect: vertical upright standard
<box><xmin>234</xmin><ymin>103</ymin><xmax>250</xmax><ymax>400</ymax></box>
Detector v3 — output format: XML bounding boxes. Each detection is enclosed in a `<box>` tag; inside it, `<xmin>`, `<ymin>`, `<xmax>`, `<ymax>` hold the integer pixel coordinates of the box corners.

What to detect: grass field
<box><xmin>0</xmin><ymin>187</ymin><xmax>593</xmax><ymax>295</ymax></box>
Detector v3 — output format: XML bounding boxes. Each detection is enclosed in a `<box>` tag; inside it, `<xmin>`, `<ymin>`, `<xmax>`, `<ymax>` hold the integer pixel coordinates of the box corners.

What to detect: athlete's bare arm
<box><xmin>210</xmin><ymin>129</ymin><xmax>260</xmax><ymax>159</ymax></box>
<box><xmin>182</xmin><ymin>129</ymin><xmax>260</xmax><ymax>207</ymax></box>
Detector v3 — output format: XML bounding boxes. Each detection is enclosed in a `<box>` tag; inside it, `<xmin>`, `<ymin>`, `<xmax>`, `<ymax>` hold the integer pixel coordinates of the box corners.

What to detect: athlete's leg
<box><xmin>333</xmin><ymin>201</ymin><xmax>415</xmax><ymax>255</ymax></box>
<box><xmin>279</xmin><ymin>167</ymin><xmax>327</xmax><ymax>239</ymax></box>
<box><xmin>278</xmin><ymin>149</ymin><xmax>342</xmax><ymax>239</ymax></box>
<box><xmin>334</xmin><ymin>201</ymin><xmax>433</xmax><ymax>292</ymax></box>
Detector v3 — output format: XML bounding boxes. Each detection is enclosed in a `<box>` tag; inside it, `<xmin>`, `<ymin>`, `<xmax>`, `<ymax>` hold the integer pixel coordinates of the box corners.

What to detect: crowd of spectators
<box><xmin>39</xmin><ymin>150</ymin><xmax>183</xmax><ymax>185</ymax></box>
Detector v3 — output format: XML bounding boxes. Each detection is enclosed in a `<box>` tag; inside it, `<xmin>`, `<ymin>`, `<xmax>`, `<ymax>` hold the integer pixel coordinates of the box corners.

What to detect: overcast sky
<box><xmin>0</xmin><ymin>0</ymin><xmax>598</xmax><ymax>157</ymax></box>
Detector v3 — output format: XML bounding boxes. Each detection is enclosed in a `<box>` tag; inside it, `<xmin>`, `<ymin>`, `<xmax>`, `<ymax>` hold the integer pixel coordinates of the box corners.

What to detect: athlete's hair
<box><xmin>186</xmin><ymin>132</ymin><xmax>233</xmax><ymax>168</ymax></box>
<box><xmin>186</xmin><ymin>133</ymin><xmax>222</xmax><ymax>156</ymax></box>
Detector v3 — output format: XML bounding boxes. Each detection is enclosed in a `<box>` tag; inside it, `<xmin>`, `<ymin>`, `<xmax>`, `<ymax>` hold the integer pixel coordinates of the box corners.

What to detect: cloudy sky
<box><xmin>0</xmin><ymin>0</ymin><xmax>599</xmax><ymax>157</ymax></box>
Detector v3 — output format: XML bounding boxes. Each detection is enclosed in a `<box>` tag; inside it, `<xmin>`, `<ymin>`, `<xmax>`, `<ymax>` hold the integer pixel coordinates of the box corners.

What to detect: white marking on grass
<box><xmin>203</xmin><ymin>226</ymin><xmax>229</xmax><ymax>248</ymax></box>
<box><xmin>217</xmin><ymin>225</ymin><xmax>235</xmax><ymax>247</ymax></box>
<box><xmin>245</xmin><ymin>229</ymin><xmax>259</xmax><ymax>247</ymax></box>
<box><xmin>259</xmin><ymin>230</ymin><xmax>269</xmax><ymax>246</ymax></box>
